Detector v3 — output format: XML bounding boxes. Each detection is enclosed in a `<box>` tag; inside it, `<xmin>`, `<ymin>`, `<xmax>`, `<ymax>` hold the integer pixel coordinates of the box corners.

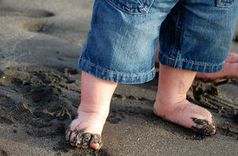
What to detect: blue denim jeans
<box><xmin>78</xmin><ymin>0</ymin><xmax>238</xmax><ymax>84</ymax></box>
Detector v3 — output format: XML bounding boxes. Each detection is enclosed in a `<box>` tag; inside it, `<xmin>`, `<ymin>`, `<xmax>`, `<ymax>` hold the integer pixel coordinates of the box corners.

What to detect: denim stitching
<box><xmin>104</xmin><ymin>0</ymin><xmax>155</xmax><ymax>15</ymax></box>
<box><xmin>159</xmin><ymin>51</ymin><xmax>224</xmax><ymax>67</ymax></box>
<box><xmin>80</xmin><ymin>58</ymin><xmax>156</xmax><ymax>77</ymax></box>
<box><xmin>79</xmin><ymin>58</ymin><xmax>156</xmax><ymax>84</ymax></box>
<box><xmin>171</xmin><ymin>2</ymin><xmax>184</xmax><ymax>62</ymax></box>
<box><xmin>216</xmin><ymin>0</ymin><xmax>234</xmax><ymax>7</ymax></box>
<box><xmin>174</xmin><ymin>4</ymin><xmax>183</xmax><ymax>51</ymax></box>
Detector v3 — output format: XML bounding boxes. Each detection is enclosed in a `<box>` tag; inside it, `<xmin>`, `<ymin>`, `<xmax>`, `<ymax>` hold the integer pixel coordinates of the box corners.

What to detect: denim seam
<box><xmin>104</xmin><ymin>0</ymin><xmax>155</xmax><ymax>15</ymax></box>
<box><xmin>79</xmin><ymin>58</ymin><xmax>156</xmax><ymax>77</ymax></box>
<box><xmin>180</xmin><ymin>2</ymin><xmax>185</xmax><ymax>54</ymax></box>
<box><xmin>159</xmin><ymin>51</ymin><xmax>224</xmax><ymax>66</ymax></box>
<box><xmin>216</xmin><ymin>0</ymin><xmax>234</xmax><ymax>8</ymax></box>
<box><xmin>174</xmin><ymin>3</ymin><xmax>183</xmax><ymax>52</ymax></box>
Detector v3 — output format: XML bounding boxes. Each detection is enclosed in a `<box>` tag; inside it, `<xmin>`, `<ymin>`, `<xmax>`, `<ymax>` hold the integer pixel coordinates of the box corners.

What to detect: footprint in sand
<box><xmin>191</xmin><ymin>79</ymin><xmax>238</xmax><ymax>118</ymax></box>
<box><xmin>23</xmin><ymin>22</ymin><xmax>54</xmax><ymax>33</ymax></box>
<box><xmin>0</xmin><ymin>66</ymin><xmax>79</xmax><ymax>138</ymax></box>
<box><xmin>22</xmin><ymin>20</ymin><xmax>87</xmax><ymax>44</ymax></box>
<box><xmin>0</xmin><ymin>5</ymin><xmax>54</xmax><ymax>18</ymax></box>
<box><xmin>190</xmin><ymin>79</ymin><xmax>238</xmax><ymax>138</ymax></box>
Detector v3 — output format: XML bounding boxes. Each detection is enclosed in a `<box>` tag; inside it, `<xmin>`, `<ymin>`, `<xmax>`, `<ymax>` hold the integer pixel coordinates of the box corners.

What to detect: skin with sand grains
<box><xmin>191</xmin><ymin>117</ymin><xmax>216</xmax><ymax>136</ymax></box>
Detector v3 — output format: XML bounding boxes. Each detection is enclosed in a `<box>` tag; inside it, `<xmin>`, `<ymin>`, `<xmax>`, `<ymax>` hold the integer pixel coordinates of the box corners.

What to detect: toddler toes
<box><xmin>65</xmin><ymin>128</ymin><xmax>103</xmax><ymax>151</ymax></box>
<box><xmin>89</xmin><ymin>134</ymin><xmax>103</xmax><ymax>151</ymax></box>
<box><xmin>191</xmin><ymin>117</ymin><xmax>216</xmax><ymax>136</ymax></box>
<box><xmin>65</xmin><ymin>128</ymin><xmax>83</xmax><ymax>146</ymax></box>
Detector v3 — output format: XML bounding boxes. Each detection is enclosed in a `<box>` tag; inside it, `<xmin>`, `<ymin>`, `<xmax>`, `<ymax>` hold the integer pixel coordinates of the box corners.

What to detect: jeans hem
<box><xmin>78</xmin><ymin>58</ymin><xmax>156</xmax><ymax>84</ymax></box>
<box><xmin>159</xmin><ymin>51</ymin><xmax>224</xmax><ymax>73</ymax></box>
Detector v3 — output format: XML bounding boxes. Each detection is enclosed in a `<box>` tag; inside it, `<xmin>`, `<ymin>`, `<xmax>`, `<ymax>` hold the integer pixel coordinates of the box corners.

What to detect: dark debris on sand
<box><xmin>1</xmin><ymin>65</ymin><xmax>238</xmax><ymax>155</ymax></box>
<box><xmin>0</xmin><ymin>66</ymin><xmax>82</xmax><ymax>150</ymax></box>
<box><xmin>0</xmin><ymin>65</ymin><xmax>113</xmax><ymax>155</ymax></box>
<box><xmin>188</xmin><ymin>79</ymin><xmax>238</xmax><ymax>138</ymax></box>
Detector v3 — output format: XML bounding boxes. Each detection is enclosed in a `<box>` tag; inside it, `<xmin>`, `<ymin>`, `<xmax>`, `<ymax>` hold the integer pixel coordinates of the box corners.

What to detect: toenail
<box><xmin>90</xmin><ymin>143</ymin><xmax>100</xmax><ymax>151</ymax></box>
<box><xmin>90</xmin><ymin>134</ymin><xmax>103</xmax><ymax>150</ymax></box>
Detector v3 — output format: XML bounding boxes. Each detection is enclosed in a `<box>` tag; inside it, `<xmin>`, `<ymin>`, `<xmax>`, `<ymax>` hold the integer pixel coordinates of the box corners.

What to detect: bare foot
<box><xmin>65</xmin><ymin>110</ymin><xmax>106</xmax><ymax>150</ymax></box>
<box><xmin>65</xmin><ymin>71</ymin><xmax>117</xmax><ymax>151</ymax></box>
<box><xmin>154</xmin><ymin>64</ymin><xmax>216</xmax><ymax>136</ymax></box>
<box><xmin>153</xmin><ymin>100</ymin><xmax>216</xmax><ymax>135</ymax></box>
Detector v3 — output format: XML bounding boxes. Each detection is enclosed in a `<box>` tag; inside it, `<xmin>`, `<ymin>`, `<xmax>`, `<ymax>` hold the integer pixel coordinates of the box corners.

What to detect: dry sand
<box><xmin>0</xmin><ymin>0</ymin><xmax>238</xmax><ymax>156</ymax></box>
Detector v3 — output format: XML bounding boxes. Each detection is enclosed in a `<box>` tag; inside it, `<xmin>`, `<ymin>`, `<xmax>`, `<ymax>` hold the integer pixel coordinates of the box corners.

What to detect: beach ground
<box><xmin>0</xmin><ymin>0</ymin><xmax>238</xmax><ymax>156</ymax></box>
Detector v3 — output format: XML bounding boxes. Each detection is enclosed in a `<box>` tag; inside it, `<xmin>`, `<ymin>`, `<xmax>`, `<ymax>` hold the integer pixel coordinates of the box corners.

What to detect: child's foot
<box><xmin>153</xmin><ymin>100</ymin><xmax>216</xmax><ymax>136</ymax></box>
<box><xmin>65</xmin><ymin>110</ymin><xmax>106</xmax><ymax>150</ymax></box>
<box><xmin>65</xmin><ymin>71</ymin><xmax>117</xmax><ymax>151</ymax></box>
<box><xmin>154</xmin><ymin>64</ymin><xmax>216</xmax><ymax>136</ymax></box>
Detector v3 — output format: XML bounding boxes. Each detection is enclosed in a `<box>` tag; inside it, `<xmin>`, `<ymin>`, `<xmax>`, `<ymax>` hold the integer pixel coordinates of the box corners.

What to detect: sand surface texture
<box><xmin>0</xmin><ymin>0</ymin><xmax>238</xmax><ymax>156</ymax></box>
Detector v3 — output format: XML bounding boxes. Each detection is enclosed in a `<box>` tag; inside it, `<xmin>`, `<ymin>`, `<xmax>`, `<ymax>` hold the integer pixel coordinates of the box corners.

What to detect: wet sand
<box><xmin>0</xmin><ymin>0</ymin><xmax>238</xmax><ymax>156</ymax></box>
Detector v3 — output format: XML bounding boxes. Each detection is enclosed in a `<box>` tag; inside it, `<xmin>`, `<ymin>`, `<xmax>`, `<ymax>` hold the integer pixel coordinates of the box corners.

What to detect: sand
<box><xmin>0</xmin><ymin>0</ymin><xmax>238</xmax><ymax>156</ymax></box>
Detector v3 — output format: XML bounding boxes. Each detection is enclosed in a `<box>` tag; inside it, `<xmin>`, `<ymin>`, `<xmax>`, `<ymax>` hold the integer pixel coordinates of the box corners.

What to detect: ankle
<box><xmin>78</xmin><ymin>104</ymin><xmax>109</xmax><ymax>119</ymax></box>
<box><xmin>154</xmin><ymin>98</ymin><xmax>188</xmax><ymax>114</ymax></box>
<box><xmin>155</xmin><ymin>93</ymin><xmax>187</xmax><ymax>107</ymax></box>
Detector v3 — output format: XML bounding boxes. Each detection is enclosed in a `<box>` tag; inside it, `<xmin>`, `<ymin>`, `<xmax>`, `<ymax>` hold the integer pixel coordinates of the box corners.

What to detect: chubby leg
<box><xmin>65</xmin><ymin>71</ymin><xmax>118</xmax><ymax>150</ymax></box>
<box><xmin>153</xmin><ymin>64</ymin><xmax>216</xmax><ymax>135</ymax></box>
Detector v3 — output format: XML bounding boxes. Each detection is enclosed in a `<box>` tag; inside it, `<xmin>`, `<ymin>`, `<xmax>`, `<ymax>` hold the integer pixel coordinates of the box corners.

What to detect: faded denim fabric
<box><xmin>78</xmin><ymin>0</ymin><xmax>238</xmax><ymax>84</ymax></box>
